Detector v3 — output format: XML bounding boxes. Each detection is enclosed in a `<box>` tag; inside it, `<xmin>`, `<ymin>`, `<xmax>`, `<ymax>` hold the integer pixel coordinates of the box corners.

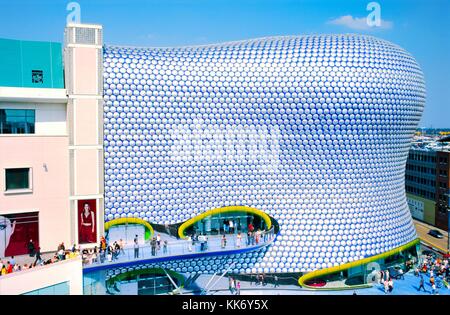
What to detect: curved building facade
<box><xmin>102</xmin><ymin>34</ymin><xmax>425</xmax><ymax>273</ymax></box>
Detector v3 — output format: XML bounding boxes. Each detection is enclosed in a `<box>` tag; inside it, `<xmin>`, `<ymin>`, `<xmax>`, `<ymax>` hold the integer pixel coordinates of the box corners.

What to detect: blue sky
<box><xmin>0</xmin><ymin>0</ymin><xmax>449</xmax><ymax>127</ymax></box>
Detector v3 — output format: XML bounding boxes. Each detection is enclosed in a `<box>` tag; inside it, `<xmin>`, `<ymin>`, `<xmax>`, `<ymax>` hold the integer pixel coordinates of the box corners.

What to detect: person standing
<box><xmin>100</xmin><ymin>236</ymin><xmax>107</xmax><ymax>252</ymax></box>
<box><xmin>236</xmin><ymin>281</ymin><xmax>241</xmax><ymax>295</ymax></box>
<box><xmin>187</xmin><ymin>235</ymin><xmax>193</xmax><ymax>252</ymax></box>
<box><xmin>431</xmin><ymin>283</ymin><xmax>437</xmax><ymax>295</ymax></box>
<box><xmin>6</xmin><ymin>262</ymin><xmax>12</xmax><ymax>274</ymax></box>
<box><xmin>388</xmin><ymin>279</ymin><xmax>394</xmax><ymax>293</ymax></box>
<box><xmin>119</xmin><ymin>239</ymin><xmax>125</xmax><ymax>255</ymax></box>
<box><xmin>223</xmin><ymin>220</ymin><xmax>228</xmax><ymax>234</ymax></box>
<box><xmin>156</xmin><ymin>234</ymin><xmax>161</xmax><ymax>250</ymax></box>
<box><xmin>34</xmin><ymin>247</ymin><xmax>42</xmax><ymax>265</ymax></box>
<box><xmin>236</xmin><ymin>232</ymin><xmax>242</xmax><ymax>248</ymax></box>
<box><xmin>151</xmin><ymin>237</ymin><xmax>157</xmax><ymax>256</ymax></box>
<box><xmin>107</xmin><ymin>249</ymin><xmax>113</xmax><ymax>262</ymax></box>
<box><xmin>199</xmin><ymin>234</ymin><xmax>206</xmax><ymax>251</ymax></box>
<box><xmin>229</xmin><ymin>220</ymin><xmax>234</xmax><ymax>234</ymax></box>
<box><xmin>274</xmin><ymin>275</ymin><xmax>279</xmax><ymax>288</ymax></box>
<box><xmin>221</xmin><ymin>235</ymin><xmax>227</xmax><ymax>249</ymax></box>
<box><xmin>248</xmin><ymin>222</ymin><xmax>254</xmax><ymax>233</ymax></box>
<box><xmin>133</xmin><ymin>235</ymin><xmax>139</xmax><ymax>259</ymax></box>
<box><xmin>398</xmin><ymin>268</ymin><xmax>405</xmax><ymax>279</ymax></box>
<box><xmin>27</xmin><ymin>239</ymin><xmax>35</xmax><ymax>257</ymax></box>
<box><xmin>230</xmin><ymin>277</ymin><xmax>236</xmax><ymax>294</ymax></box>
<box><xmin>228</xmin><ymin>277</ymin><xmax>234</xmax><ymax>294</ymax></box>
<box><xmin>114</xmin><ymin>241</ymin><xmax>121</xmax><ymax>260</ymax></box>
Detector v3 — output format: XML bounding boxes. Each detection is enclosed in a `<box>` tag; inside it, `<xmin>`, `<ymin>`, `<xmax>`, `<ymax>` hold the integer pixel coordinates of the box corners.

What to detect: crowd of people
<box><xmin>188</xmin><ymin>227</ymin><xmax>273</xmax><ymax>253</ymax></box>
<box><xmin>375</xmin><ymin>251</ymin><xmax>450</xmax><ymax>295</ymax></box>
<box><xmin>413</xmin><ymin>252</ymin><xmax>450</xmax><ymax>294</ymax></box>
<box><xmin>2</xmin><ymin>224</ymin><xmax>275</xmax><ymax>270</ymax></box>
<box><xmin>379</xmin><ymin>270</ymin><xmax>396</xmax><ymax>294</ymax></box>
<box><xmin>0</xmin><ymin>240</ymin><xmax>80</xmax><ymax>277</ymax></box>
<box><xmin>81</xmin><ymin>234</ymin><xmax>172</xmax><ymax>264</ymax></box>
<box><xmin>82</xmin><ymin>236</ymin><xmax>126</xmax><ymax>264</ymax></box>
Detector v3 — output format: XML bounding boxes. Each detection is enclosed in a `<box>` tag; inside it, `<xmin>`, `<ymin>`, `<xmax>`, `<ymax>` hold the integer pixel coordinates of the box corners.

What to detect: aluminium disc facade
<box><xmin>103</xmin><ymin>34</ymin><xmax>425</xmax><ymax>273</ymax></box>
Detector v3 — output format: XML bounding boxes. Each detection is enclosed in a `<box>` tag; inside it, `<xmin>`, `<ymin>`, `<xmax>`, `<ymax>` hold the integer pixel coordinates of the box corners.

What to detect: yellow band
<box><xmin>298</xmin><ymin>238</ymin><xmax>420</xmax><ymax>290</ymax></box>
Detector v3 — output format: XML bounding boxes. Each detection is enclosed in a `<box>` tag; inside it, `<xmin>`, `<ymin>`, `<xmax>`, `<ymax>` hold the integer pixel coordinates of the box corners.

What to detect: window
<box><xmin>0</xmin><ymin>109</ymin><xmax>35</xmax><ymax>134</ymax></box>
<box><xmin>31</xmin><ymin>70</ymin><xmax>44</xmax><ymax>84</ymax></box>
<box><xmin>23</xmin><ymin>282</ymin><xmax>69</xmax><ymax>295</ymax></box>
<box><xmin>5</xmin><ymin>168</ymin><xmax>31</xmax><ymax>191</ymax></box>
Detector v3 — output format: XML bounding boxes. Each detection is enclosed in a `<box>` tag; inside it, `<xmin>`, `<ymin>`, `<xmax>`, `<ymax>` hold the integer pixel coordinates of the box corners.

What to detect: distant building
<box><xmin>406</xmin><ymin>137</ymin><xmax>450</xmax><ymax>230</ymax></box>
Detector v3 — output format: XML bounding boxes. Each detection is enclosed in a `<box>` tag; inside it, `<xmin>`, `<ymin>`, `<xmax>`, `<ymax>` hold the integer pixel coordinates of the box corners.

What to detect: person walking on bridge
<box><xmin>418</xmin><ymin>275</ymin><xmax>426</xmax><ymax>292</ymax></box>
<box><xmin>133</xmin><ymin>235</ymin><xmax>139</xmax><ymax>259</ymax></box>
<box><xmin>151</xmin><ymin>237</ymin><xmax>157</xmax><ymax>256</ymax></box>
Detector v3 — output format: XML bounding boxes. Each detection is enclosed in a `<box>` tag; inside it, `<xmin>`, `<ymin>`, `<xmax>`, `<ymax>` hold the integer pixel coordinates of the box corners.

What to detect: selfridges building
<box><xmin>102</xmin><ymin>34</ymin><xmax>425</xmax><ymax>279</ymax></box>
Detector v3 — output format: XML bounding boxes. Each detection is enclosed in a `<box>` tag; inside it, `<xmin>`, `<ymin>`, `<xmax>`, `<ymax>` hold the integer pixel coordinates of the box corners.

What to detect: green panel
<box><xmin>50</xmin><ymin>42</ymin><xmax>65</xmax><ymax>88</ymax></box>
<box><xmin>0</xmin><ymin>38</ymin><xmax>64</xmax><ymax>88</ymax></box>
<box><xmin>406</xmin><ymin>193</ymin><xmax>436</xmax><ymax>225</ymax></box>
<box><xmin>0</xmin><ymin>39</ymin><xmax>23</xmax><ymax>87</ymax></box>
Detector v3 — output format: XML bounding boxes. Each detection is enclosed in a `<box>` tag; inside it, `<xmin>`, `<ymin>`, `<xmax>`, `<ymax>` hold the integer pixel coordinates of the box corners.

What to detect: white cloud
<box><xmin>328</xmin><ymin>15</ymin><xmax>393</xmax><ymax>31</ymax></box>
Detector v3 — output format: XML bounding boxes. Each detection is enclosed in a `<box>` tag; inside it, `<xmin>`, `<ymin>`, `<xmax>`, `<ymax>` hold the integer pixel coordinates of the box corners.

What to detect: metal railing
<box><xmin>83</xmin><ymin>228</ymin><xmax>276</xmax><ymax>268</ymax></box>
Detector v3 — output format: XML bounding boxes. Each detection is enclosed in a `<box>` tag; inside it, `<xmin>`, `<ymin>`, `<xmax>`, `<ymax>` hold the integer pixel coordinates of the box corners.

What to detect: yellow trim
<box><xmin>104</xmin><ymin>217</ymin><xmax>154</xmax><ymax>241</ymax></box>
<box><xmin>298</xmin><ymin>238</ymin><xmax>420</xmax><ymax>290</ymax></box>
<box><xmin>178</xmin><ymin>206</ymin><xmax>272</xmax><ymax>239</ymax></box>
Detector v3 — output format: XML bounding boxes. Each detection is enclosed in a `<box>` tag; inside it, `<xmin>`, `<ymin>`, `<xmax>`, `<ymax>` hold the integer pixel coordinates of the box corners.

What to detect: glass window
<box><xmin>0</xmin><ymin>109</ymin><xmax>35</xmax><ymax>134</ymax></box>
<box><xmin>5</xmin><ymin>168</ymin><xmax>30</xmax><ymax>190</ymax></box>
<box><xmin>22</xmin><ymin>281</ymin><xmax>70</xmax><ymax>295</ymax></box>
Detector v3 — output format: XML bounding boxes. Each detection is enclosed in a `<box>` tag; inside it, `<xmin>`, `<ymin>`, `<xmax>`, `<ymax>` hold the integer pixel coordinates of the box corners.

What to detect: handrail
<box><xmin>83</xmin><ymin>227</ymin><xmax>276</xmax><ymax>270</ymax></box>
<box><xmin>177</xmin><ymin>206</ymin><xmax>273</xmax><ymax>239</ymax></box>
<box><xmin>105</xmin><ymin>267</ymin><xmax>185</xmax><ymax>289</ymax></box>
<box><xmin>0</xmin><ymin>256</ymin><xmax>82</xmax><ymax>280</ymax></box>
<box><xmin>107</xmin><ymin>226</ymin><xmax>274</xmax><ymax>249</ymax></box>
<box><xmin>298</xmin><ymin>238</ymin><xmax>420</xmax><ymax>290</ymax></box>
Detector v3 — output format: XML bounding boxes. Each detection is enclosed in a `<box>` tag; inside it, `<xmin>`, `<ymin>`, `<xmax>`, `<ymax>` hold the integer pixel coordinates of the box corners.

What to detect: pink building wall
<box><xmin>0</xmin><ymin>136</ymin><xmax>71</xmax><ymax>253</ymax></box>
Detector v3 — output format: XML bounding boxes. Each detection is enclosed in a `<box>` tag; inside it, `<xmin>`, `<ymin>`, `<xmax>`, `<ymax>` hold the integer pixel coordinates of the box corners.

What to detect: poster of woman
<box><xmin>78</xmin><ymin>200</ymin><xmax>97</xmax><ymax>244</ymax></box>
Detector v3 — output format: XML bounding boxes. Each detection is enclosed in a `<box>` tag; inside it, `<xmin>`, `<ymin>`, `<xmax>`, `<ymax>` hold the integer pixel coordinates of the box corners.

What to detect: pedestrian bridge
<box><xmin>83</xmin><ymin>227</ymin><xmax>277</xmax><ymax>273</ymax></box>
<box><xmin>83</xmin><ymin>206</ymin><xmax>280</xmax><ymax>274</ymax></box>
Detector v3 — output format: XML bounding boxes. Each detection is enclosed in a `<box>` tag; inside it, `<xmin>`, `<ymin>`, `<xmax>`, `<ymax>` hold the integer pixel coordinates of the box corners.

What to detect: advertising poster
<box><xmin>78</xmin><ymin>199</ymin><xmax>97</xmax><ymax>244</ymax></box>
